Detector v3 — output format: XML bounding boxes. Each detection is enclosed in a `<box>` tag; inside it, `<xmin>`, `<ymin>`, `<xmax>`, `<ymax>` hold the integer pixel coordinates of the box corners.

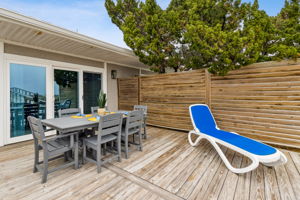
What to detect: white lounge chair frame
<box><xmin>189</xmin><ymin>104</ymin><xmax>287</xmax><ymax>174</ymax></box>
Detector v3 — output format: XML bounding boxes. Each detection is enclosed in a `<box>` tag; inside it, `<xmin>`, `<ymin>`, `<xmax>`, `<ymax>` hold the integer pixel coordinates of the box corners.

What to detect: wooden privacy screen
<box><xmin>118</xmin><ymin>77</ymin><xmax>139</xmax><ymax>110</ymax></box>
<box><xmin>211</xmin><ymin>61</ymin><xmax>300</xmax><ymax>149</ymax></box>
<box><xmin>118</xmin><ymin>60</ymin><xmax>300</xmax><ymax>150</ymax></box>
<box><xmin>140</xmin><ymin>70</ymin><xmax>206</xmax><ymax>130</ymax></box>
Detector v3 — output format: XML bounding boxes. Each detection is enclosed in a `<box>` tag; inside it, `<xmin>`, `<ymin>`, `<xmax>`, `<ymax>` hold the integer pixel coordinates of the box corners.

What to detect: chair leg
<box><xmin>143</xmin><ymin>119</ymin><xmax>147</xmax><ymax>139</ymax></box>
<box><xmin>97</xmin><ymin>148</ymin><xmax>102</xmax><ymax>173</ymax></box>
<box><xmin>138</xmin><ymin>132</ymin><xmax>143</xmax><ymax>151</ymax></box>
<box><xmin>117</xmin><ymin>138</ymin><xmax>122</xmax><ymax>162</ymax></box>
<box><xmin>103</xmin><ymin>143</ymin><xmax>107</xmax><ymax>156</ymax></box>
<box><xmin>74</xmin><ymin>139</ymin><xmax>79</xmax><ymax>169</ymax></box>
<box><xmin>42</xmin><ymin>152</ymin><xmax>49</xmax><ymax>184</ymax></box>
<box><xmin>125</xmin><ymin>137</ymin><xmax>129</xmax><ymax>159</ymax></box>
<box><xmin>143</xmin><ymin>125</ymin><xmax>147</xmax><ymax>139</ymax></box>
<box><xmin>33</xmin><ymin>144</ymin><xmax>39</xmax><ymax>173</ymax></box>
<box><xmin>83</xmin><ymin>140</ymin><xmax>86</xmax><ymax>165</ymax></box>
<box><xmin>64</xmin><ymin>152</ymin><xmax>68</xmax><ymax>162</ymax></box>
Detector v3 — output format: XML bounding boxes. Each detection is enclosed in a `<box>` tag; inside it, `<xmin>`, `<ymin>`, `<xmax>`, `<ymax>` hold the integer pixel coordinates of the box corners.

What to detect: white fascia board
<box><xmin>0</xmin><ymin>8</ymin><xmax>136</xmax><ymax>58</ymax></box>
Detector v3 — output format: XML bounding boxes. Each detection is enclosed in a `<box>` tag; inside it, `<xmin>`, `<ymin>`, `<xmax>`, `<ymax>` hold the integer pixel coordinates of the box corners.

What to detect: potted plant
<box><xmin>97</xmin><ymin>90</ymin><xmax>107</xmax><ymax>115</ymax></box>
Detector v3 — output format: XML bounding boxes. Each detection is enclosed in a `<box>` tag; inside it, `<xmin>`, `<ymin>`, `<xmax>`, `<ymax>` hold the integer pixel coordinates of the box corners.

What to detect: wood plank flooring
<box><xmin>0</xmin><ymin>126</ymin><xmax>299</xmax><ymax>200</ymax></box>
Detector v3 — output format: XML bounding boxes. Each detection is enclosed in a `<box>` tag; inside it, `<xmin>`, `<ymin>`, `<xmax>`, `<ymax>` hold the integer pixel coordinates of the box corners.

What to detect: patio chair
<box><xmin>91</xmin><ymin>106</ymin><xmax>99</xmax><ymax>114</ymax></box>
<box><xmin>188</xmin><ymin>104</ymin><xmax>287</xmax><ymax>174</ymax></box>
<box><xmin>27</xmin><ymin>116</ymin><xmax>79</xmax><ymax>183</ymax></box>
<box><xmin>82</xmin><ymin>113</ymin><xmax>123</xmax><ymax>173</ymax></box>
<box><xmin>60</xmin><ymin>99</ymin><xmax>72</xmax><ymax>109</ymax></box>
<box><xmin>58</xmin><ymin>108</ymin><xmax>81</xmax><ymax>118</ymax></box>
<box><xmin>122</xmin><ymin>110</ymin><xmax>144</xmax><ymax>159</ymax></box>
<box><xmin>134</xmin><ymin>105</ymin><xmax>148</xmax><ymax>139</ymax></box>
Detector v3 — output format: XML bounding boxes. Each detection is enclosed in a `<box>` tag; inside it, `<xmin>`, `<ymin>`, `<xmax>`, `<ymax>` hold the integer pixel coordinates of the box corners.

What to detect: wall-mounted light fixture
<box><xmin>111</xmin><ymin>70</ymin><xmax>117</xmax><ymax>79</ymax></box>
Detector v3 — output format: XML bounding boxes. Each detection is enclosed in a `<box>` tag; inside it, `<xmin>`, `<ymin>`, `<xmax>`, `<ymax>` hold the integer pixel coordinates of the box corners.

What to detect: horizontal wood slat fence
<box><xmin>118</xmin><ymin>60</ymin><xmax>300</xmax><ymax>150</ymax></box>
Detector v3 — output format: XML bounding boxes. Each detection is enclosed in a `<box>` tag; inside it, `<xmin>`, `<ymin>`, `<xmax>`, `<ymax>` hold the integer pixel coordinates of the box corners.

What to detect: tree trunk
<box><xmin>159</xmin><ymin>65</ymin><xmax>166</xmax><ymax>73</ymax></box>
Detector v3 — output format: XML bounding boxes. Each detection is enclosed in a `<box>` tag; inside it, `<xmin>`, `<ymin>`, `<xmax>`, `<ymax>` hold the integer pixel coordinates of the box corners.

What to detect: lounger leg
<box><xmin>262</xmin><ymin>151</ymin><xmax>288</xmax><ymax>167</ymax></box>
<box><xmin>207</xmin><ymin>137</ymin><xmax>259</xmax><ymax>174</ymax></box>
<box><xmin>188</xmin><ymin>130</ymin><xmax>204</xmax><ymax>146</ymax></box>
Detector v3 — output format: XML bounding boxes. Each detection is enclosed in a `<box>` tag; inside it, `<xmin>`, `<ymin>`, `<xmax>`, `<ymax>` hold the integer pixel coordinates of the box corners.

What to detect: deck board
<box><xmin>0</xmin><ymin>126</ymin><xmax>299</xmax><ymax>200</ymax></box>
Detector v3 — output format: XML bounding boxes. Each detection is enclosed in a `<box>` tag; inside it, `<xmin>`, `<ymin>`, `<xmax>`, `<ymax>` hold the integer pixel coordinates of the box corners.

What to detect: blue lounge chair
<box><xmin>189</xmin><ymin>104</ymin><xmax>287</xmax><ymax>173</ymax></box>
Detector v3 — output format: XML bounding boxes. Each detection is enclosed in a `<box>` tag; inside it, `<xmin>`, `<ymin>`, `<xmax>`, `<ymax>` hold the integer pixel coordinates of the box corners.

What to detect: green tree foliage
<box><xmin>105</xmin><ymin>0</ymin><xmax>300</xmax><ymax>75</ymax></box>
<box><xmin>272</xmin><ymin>0</ymin><xmax>300</xmax><ymax>59</ymax></box>
<box><xmin>105</xmin><ymin>0</ymin><xmax>183</xmax><ymax>73</ymax></box>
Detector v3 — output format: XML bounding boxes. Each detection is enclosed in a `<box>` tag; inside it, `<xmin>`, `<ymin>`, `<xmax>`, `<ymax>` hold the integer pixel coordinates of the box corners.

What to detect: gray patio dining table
<box><xmin>41</xmin><ymin>112</ymin><xmax>128</xmax><ymax>166</ymax></box>
<box><xmin>41</xmin><ymin>115</ymin><xmax>99</xmax><ymax>134</ymax></box>
<box><xmin>41</xmin><ymin>111</ymin><xmax>128</xmax><ymax>134</ymax></box>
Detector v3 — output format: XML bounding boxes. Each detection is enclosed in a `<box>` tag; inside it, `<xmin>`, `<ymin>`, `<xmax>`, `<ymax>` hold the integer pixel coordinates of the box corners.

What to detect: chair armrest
<box><xmin>44</xmin><ymin>128</ymin><xmax>55</xmax><ymax>132</ymax></box>
<box><xmin>55</xmin><ymin>131</ymin><xmax>79</xmax><ymax>139</ymax></box>
<box><xmin>42</xmin><ymin>131</ymin><xmax>79</xmax><ymax>142</ymax></box>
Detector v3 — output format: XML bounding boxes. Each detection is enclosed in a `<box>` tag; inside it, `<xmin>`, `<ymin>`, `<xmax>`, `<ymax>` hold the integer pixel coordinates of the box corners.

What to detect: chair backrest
<box><xmin>189</xmin><ymin>104</ymin><xmax>217</xmax><ymax>133</ymax></box>
<box><xmin>58</xmin><ymin>108</ymin><xmax>81</xmax><ymax>118</ymax></box>
<box><xmin>27</xmin><ymin>116</ymin><xmax>46</xmax><ymax>142</ymax></box>
<box><xmin>134</xmin><ymin>105</ymin><xmax>147</xmax><ymax>115</ymax></box>
<box><xmin>61</xmin><ymin>99</ymin><xmax>71</xmax><ymax>109</ymax></box>
<box><xmin>91</xmin><ymin>106</ymin><xmax>99</xmax><ymax>114</ymax></box>
<box><xmin>97</xmin><ymin>113</ymin><xmax>123</xmax><ymax>143</ymax></box>
<box><xmin>124</xmin><ymin>110</ymin><xmax>143</xmax><ymax>134</ymax></box>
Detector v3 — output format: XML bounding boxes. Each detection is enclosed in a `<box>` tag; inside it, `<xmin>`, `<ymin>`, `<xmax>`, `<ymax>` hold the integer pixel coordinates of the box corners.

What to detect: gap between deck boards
<box><xmin>105</xmin><ymin>164</ymin><xmax>185</xmax><ymax>200</ymax></box>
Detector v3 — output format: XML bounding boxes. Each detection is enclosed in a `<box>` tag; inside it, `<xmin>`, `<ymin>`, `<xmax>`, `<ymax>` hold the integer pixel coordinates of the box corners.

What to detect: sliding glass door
<box><xmin>9</xmin><ymin>63</ymin><xmax>46</xmax><ymax>139</ymax></box>
<box><xmin>54</xmin><ymin>69</ymin><xmax>79</xmax><ymax>117</ymax></box>
<box><xmin>5</xmin><ymin>57</ymin><xmax>104</xmax><ymax>145</ymax></box>
<box><xmin>83</xmin><ymin>72</ymin><xmax>101</xmax><ymax>114</ymax></box>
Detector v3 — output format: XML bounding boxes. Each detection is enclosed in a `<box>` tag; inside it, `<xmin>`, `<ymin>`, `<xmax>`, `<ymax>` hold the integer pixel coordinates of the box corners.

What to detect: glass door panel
<box><xmin>54</xmin><ymin>69</ymin><xmax>79</xmax><ymax>117</ymax></box>
<box><xmin>83</xmin><ymin>72</ymin><xmax>101</xmax><ymax>114</ymax></box>
<box><xmin>10</xmin><ymin>63</ymin><xmax>46</xmax><ymax>138</ymax></box>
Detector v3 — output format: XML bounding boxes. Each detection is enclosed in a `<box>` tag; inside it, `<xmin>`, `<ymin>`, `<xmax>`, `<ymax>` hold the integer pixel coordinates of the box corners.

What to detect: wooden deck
<box><xmin>1</xmin><ymin>127</ymin><xmax>300</xmax><ymax>200</ymax></box>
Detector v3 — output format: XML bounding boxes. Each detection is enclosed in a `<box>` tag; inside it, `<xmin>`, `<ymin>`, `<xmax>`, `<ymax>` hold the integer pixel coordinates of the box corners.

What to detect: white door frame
<box><xmin>3</xmin><ymin>53</ymin><xmax>105</xmax><ymax>145</ymax></box>
<box><xmin>0</xmin><ymin>41</ymin><xmax>5</xmax><ymax>147</ymax></box>
<box><xmin>53</xmin><ymin>66</ymin><xmax>83</xmax><ymax>115</ymax></box>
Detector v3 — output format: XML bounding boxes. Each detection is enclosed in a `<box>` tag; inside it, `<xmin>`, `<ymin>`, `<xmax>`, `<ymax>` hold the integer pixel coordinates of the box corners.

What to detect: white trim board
<box><xmin>0</xmin><ymin>41</ymin><xmax>4</xmax><ymax>146</ymax></box>
<box><xmin>0</xmin><ymin>8</ymin><xmax>135</xmax><ymax>58</ymax></box>
<box><xmin>3</xmin><ymin>40</ymin><xmax>151</xmax><ymax>71</ymax></box>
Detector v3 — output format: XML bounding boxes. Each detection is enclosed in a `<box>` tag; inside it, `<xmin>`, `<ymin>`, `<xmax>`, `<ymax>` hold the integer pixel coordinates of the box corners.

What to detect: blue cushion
<box><xmin>190</xmin><ymin>105</ymin><xmax>276</xmax><ymax>156</ymax></box>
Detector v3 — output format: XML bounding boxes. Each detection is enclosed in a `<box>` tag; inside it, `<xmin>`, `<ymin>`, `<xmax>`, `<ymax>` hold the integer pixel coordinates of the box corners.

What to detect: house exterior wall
<box><xmin>4</xmin><ymin>44</ymin><xmax>104</xmax><ymax>68</ymax></box>
<box><xmin>107</xmin><ymin>63</ymin><xmax>141</xmax><ymax>111</ymax></box>
<box><xmin>0</xmin><ymin>42</ymin><xmax>150</xmax><ymax>146</ymax></box>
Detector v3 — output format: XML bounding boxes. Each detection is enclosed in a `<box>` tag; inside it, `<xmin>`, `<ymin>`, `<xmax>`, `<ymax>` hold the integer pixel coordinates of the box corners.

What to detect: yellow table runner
<box><xmin>71</xmin><ymin>114</ymin><xmax>92</xmax><ymax>119</ymax></box>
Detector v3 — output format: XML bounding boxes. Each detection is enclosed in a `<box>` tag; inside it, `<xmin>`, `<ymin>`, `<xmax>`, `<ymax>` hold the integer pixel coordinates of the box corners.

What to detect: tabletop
<box><xmin>41</xmin><ymin>111</ymin><xmax>128</xmax><ymax>133</ymax></box>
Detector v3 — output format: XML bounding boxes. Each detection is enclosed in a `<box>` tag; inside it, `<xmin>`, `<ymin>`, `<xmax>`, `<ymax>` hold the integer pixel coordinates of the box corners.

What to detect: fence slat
<box><xmin>117</xmin><ymin>77</ymin><xmax>139</xmax><ymax>110</ymax></box>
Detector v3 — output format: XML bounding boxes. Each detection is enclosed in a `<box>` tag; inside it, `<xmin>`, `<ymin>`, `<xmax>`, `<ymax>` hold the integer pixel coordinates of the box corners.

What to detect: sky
<box><xmin>0</xmin><ymin>0</ymin><xmax>285</xmax><ymax>49</ymax></box>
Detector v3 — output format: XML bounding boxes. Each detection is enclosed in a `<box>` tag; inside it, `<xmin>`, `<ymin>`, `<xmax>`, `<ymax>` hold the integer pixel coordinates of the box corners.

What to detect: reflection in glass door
<box><xmin>10</xmin><ymin>63</ymin><xmax>46</xmax><ymax>138</ymax></box>
<box><xmin>54</xmin><ymin>69</ymin><xmax>79</xmax><ymax>117</ymax></box>
<box><xmin>83</xmin><ymin>72</ymin><xmax>101</xmax><ymax>114</ymax></box>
